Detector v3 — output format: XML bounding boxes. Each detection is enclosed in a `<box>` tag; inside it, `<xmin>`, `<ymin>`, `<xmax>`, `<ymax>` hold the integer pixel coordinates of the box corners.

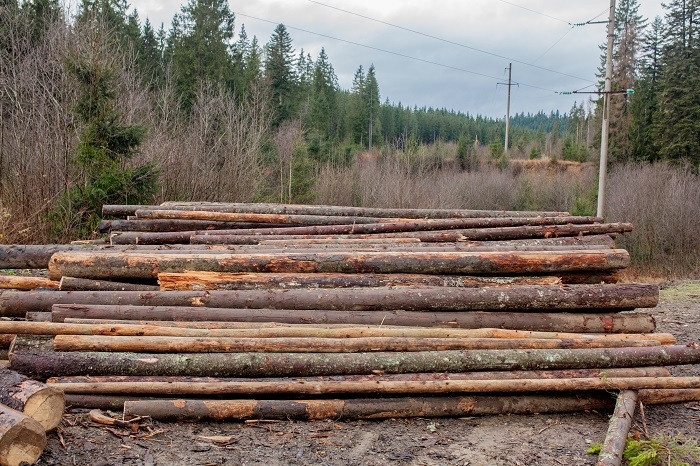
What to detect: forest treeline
<box><xmin>0</xmin><ymin>0</ymin><xmax>698</xmax><ymax>266</ymax></box>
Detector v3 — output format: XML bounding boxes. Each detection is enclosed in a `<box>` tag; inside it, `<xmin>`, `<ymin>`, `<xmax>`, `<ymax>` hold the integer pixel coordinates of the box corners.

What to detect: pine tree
<box><xmin>309</xmin><ymin>48</ymin><xmax>338</xmax><ymax>137</ymax></box>
<box><xmin>349</xmin><ymin>65</ymin><xmax>366</xmax><ymax>145</ymax></box>
<box><xmin>365</xmin><ymin>64</ymin><xmax>381</xmax><ymax>148</ymax></box>
<box><xmin>138</xmin><ymin>18</ymin><xmax>162</xmax><ymax>86</ymax></box>
<box><xmin>264</xmin><ymin>24</ymin><xmax>296</xmax><ymax>124</ymax></box>
<box><xmin>654</xmin><ymin>0</ymin><xmax>700</xmax><ymax>166</ymax></box>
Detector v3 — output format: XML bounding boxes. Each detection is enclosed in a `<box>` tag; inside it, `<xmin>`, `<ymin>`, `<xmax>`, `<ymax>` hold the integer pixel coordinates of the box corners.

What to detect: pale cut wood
<box><xmin>0</xmin><ymin>368</ymin><xmax>64</xmax><ymax>431</ymax></box>
<box><xmin>0</xmin><ymin>276</ymin><xmax>58</xmax><ymax>291</ymax></box>
<box><xmin>0</xmin><ymin>403</ymin><xmax>46</xmax><ymax>466</ymax></box>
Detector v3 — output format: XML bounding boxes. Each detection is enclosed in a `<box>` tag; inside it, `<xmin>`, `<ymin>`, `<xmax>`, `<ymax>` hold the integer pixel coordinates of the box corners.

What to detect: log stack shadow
<box><xmin>0</xmin><ymin>201</ymin><xmax>698</xmax><ymax>427</ymax></box>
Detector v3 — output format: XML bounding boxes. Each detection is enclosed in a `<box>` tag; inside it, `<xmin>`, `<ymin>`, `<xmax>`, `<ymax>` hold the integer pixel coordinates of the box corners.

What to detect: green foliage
<box><xmin>623</xmin><ymin>434</ymin><xmax>700</xmax><ymax>466</ymax></box>
<box><xmin>562</xmin><ymin>137</ymin><xmax>589</xmax><ymax>162</ymax></box>
<box><xmin>265</xmin><ymin>23</ymin><xmax>296</xmax><ymax>124</ymax></box>
<box><xmin>456</xmin><ymin>134</ymin><xmax>478</xmax><ymax>171</ymax></box>
<box><xmin>488</xmin><ymin>141</ymin><xmax>503</xmax><ymax>159</ymax></box>
<box><xmin>528</xmin><ymin>146</ymin><xmax>542</xmax><ymax>160</ymax></box>
<box><xmin>289</xmin><ymin>143</ymin><xmax>315</xmax><ymax>204</ymax></box>
<box><xmin>570</xmin><ymin>182</ymin><xmax>598</xmax><ymax>217</ymax></box>
<box><xmin>586</xmin><ymin>442</ymin><xmax>603</xmax><ymax>455</ymax></box>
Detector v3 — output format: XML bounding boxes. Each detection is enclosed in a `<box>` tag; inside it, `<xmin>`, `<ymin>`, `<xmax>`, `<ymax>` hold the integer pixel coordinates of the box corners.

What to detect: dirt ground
<box><xmin>37</xmin><ymin>281</ymin><xmax>700</xmax><ymax>466</ymax></box>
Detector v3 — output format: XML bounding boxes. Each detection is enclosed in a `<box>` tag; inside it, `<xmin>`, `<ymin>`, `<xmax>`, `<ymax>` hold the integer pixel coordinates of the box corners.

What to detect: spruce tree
<box><xmin>264</xmin><ymin>24</ymin><xmax>296</xmax><ymax>124</ymax></box>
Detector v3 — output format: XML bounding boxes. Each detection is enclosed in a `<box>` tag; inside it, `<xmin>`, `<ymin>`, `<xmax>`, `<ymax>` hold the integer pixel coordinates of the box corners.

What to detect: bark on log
<box><xmin>157</xmin><ymin>272</ymin><xmax>564</xmax><ymax>290</ymax></box>
<box><xmin>59</xmin><ymin>277</ymin><xmax>158</xmax><ymax>292</ymax></box>
<box><xmin>106</xmin><ymin>202</ymin><xmax>569</xmax><ymax>219</ymax></box>
<box><xmin>45</xmin><ymin>376</ymin><xmax>700</xmax><ymax>397</ymax></box>
<box><xmin>597</xmin><ymin>390</ymin><xmax>638</xmax><ymax>466</ymax></box>
<box><xmin>188</xmin><ymin>223</ymin><xmax>633</xmax><ymax>246</ymax></box>
<box><xmin>0</xmin><ymin>320</ymin><xmax>673</xmax><ymax>343</ymax></box>
<box><xmin>46</xmin><ymin>367</ymin><xmax>672</xmax><ymax>388</ymax></box>
<box><xmin>50</xmin><ymin>305</ymin><xmax>657</xmax><ymax>334</ymax></box>
<box><xmin>0</xmin><ymin>368</ymin><xmax>64</xmax><ymax>431</ymax></box>
<box><xmin>0</xmin><ymin>336</ymin><xmax>13</xmax><ymax>350</ymax></box>
<box><xmin>48</xmin><ymin>249</ymin><xmax>631</xmax><ymax>280</ymax></box>
<box><xmin>98</xmin><ymin>219</ymin><xmax>294</xmax><ymax>233</ymax></box>
<box><xmin>153</xmin><ymin>216</ymin><xmax>603</xmax><ymax>237</ymax></box>
<box><xmin>2</xmin><ymin>284</ymin><xmax>655</xmax><ymax>318</ymax></box>
<box><xmin>0</xmin><ymin>404</ymin><xmax>46</xmax><ymax>466</ymax></box>
<box><xmin>136</xmin><ymin>209</ymin><xmax>407</xmax><ymax>226</ymax></box>
<box><xmin>51</xmin><ymin>335</ymin><xmax>662</xmax><ymax>353</ymax></box>
<box><xmin>0</xmin><ymin>276</ymin><xmax>58</xmax><ymax>291</ymax></box>
<box><xmin>11</xmin><ymin>345</ymin><xmax>700</xmax><ymax>378</ymax></box>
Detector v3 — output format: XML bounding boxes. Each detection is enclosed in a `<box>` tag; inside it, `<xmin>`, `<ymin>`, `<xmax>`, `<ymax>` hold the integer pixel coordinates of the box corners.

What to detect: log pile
<box><xmin>0</xmin><ymin>201</ymin><xmax>698</xmax><ymax>432</ymax></box>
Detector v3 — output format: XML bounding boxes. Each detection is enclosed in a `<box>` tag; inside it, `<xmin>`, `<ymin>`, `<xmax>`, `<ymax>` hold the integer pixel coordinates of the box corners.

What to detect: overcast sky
<box><xmin>131</xmin><ymin>0</ymin><xmax>666</xmax><ymax>119</ymax></box>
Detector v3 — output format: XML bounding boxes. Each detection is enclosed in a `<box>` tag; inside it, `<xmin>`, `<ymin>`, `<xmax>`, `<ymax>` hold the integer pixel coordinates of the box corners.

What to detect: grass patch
<box><xmin>659</xmin><ymin>281</ymin><xmax>700</xmax><ymax>303</ymax></box>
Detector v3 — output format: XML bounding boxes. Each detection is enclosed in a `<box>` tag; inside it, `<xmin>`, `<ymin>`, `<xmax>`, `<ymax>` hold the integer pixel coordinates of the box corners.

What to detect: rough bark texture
<box><xmin>597</xmin><ymin>390</ymin><xmax>638</xmax><ymax>466</ymax></box>
<box><xmin>0</xmin><ymin>403</ymin><xmax>46</xmax><ymax>466</ymax></box>
<box><xmin>49</xmin><ymin>305</ymin><xmax>657</xmax><ymax>334</ymax></box>
<box><xmin>48</xmin><ymin>249</ymin><xmax>631</xmax><ymax>280</ymax></box>
<box><xmin>98</xmin><ymin>219</ymin><xmax>292</xmax><ymax>233</ymax></box>
<box><xmin>11</xmin><ymin>345</ymin><xmax>700</xmax><ymax>378</ymax></box>
<box><xmin>45</xmin><ymin>376</ymin><xmax>700</xmax><ymax>397</ymax></box>
<box><xmin>59</xmin><ymin>277</ymin><xmax>158</xmax><ymax>292</ymax></box>
<box><xmin>51</xmin><ymin>335</ymin><xmax>661</xmax><ymax>353</ymax></box>
<box><xmin>0</xmin><ymin>368</ymin><xmax>64</xmax><ymax>431</ymax></box>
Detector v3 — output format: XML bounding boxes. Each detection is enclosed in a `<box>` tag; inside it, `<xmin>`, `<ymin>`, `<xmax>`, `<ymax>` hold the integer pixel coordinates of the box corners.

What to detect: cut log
<box><xmin>0</xmin><ymin>336</ymin><xmax>13</xmax><ymax>350</ymax></box>
<box><xmin>98</xmin><ymin>219</ymin><xmax>295</xmax><ymax>233</ymax></box>
<box><xmin>0</xmin><ymin>276</ymin><xmax>58</xmax><ymax>291</ymax></box>
<box><xmin>51</xmin><ymin>335</ymin><xmax>662</xmax><ymax>353</ymax></box>
<box><xmin>11</xmin><ymin>286</ymin><xmax>655</xmax><ymax>319</ymax></box>
<box><xmin>597</xmin><ymin>390</ymin><xmax>638</xmax><ymax>466</ymax></box>
<box><xmin>45</xmin><ymin>375</ymin><xmax>700</xmax><ymax>397</ymax></box>
<box><xmin>0</xmin><ymin>404</ymin><xmax>46</xmax><ymax>466</ymax></box>
<box><xmin>48</xmin><ymin>249</ymin><xmax>631</xmax><ymax>280</ymax></box>
<box><xmin>59</xmin><ymin>277</ymin><xmax>158</xmax><ymax>291</ymax></box>
<box><xmin>157</xmin><ymin>271</ymin><xmax>564</xmax><ymax>290</ymax></box>
<box><xmin>107</xmin><ymin>202</ymin><xmax>570</xmax><ymax>219</ymax></box>
<box><xmin>0</xmin><ymin>321</ymin><xmax>674</xmax><ymax>343</ymax></box>
<box><xmin>11</xmin><ymin>345</ymin><xmax>700</xmax><ymax>378</ymax></box>
<box><xmin>0</xmin><ymin>368</ymin><xmax>64</xmax><ymax>431</ymax></box>
<box><xmin>148</xmin><ymin>215</ymin><xmax>603</xmax><ymax>237</ymax></box>
<box><xmin>46</xmin><ymin>367</ymin><xmax>672</xmax><ymax>388</ymax></box>
<box><xmin>136</xmin><ymin>209</ymin><xmax>407</xmax><ymax>226</ymax></box>
<box><xmin>50</xmin><ymin>305</ymin><xmax>657</xmax><ymax>334</ymax></box>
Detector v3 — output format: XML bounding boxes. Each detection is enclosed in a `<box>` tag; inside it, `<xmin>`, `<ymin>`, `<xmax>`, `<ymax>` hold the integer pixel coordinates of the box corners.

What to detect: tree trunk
<box><xmin>597</xmin><ymin>390</ymin><xmax>638</xmax><ymax>466</ymax></box>
<box><xmin>59</xmin><ymin>277</ymin><xmax>158</xmax><ymax>292</ymax></box>
<box><xmin>0</xmin><ymin>403</ymin><xmax>46</xmax><ymax>466</ymax></box>
<box><xmin>0</xmin><ymin>276</ymin><xmax>58</xmax><ymax>291</ymax></box>
<box><xmin>49</xmin><ymin>305</ymin><xmax>657</xmax><ymax>334</ymax></box>
<box><xmin>136</xmin><ymin>209</ymin><xmax>406</xmax><ymax>226</ymax></box>
<box><xmin>48</xmin><ymin>249</ymin><xmax>631</xmax><ymax>280</ymax></box>
<box><xmin>11</xmin><ymin>345</ymin><xmax>700</xmax><ymax>378</ymax></box>
<box><xmin>51</xmin><ymin>335</ymin><xmax>661</xmax><ymax>353</ymax></box>
<box><xmin>0</xmin><ymin>368</ymin><xmax>64</xmax><ymax>431</ymax></box>
<box><xmin>98</xmin><ymin>219</ymin><xmax>294</xmax><ymax>233</ymax></box>
<box><xmin>0</xmin><ymin>336</ymin><xmax>13</xmax><ymax>350</ymax></box>
<box><xmin>0</xmin><ymin>320</ymin><xmax>673</xmax><ymax>343</ymax></box>
<box><xmin>2</xmin><ymin>284</ymin><xmax>655</xmax><ymax>318</ymax></box>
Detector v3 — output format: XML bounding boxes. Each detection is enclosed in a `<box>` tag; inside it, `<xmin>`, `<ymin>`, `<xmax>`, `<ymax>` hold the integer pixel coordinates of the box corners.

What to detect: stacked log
<box><xmin>0</xmin><ymin>201</ymin><xmax>697</xmax><ymax>427</ymax></box>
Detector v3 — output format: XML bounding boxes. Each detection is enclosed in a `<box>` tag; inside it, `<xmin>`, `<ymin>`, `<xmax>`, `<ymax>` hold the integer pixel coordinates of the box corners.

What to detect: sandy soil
<box><xmin>36</xmin><ymin>281</ymin><xmax>700</xmax><ymax>466</ymax></box>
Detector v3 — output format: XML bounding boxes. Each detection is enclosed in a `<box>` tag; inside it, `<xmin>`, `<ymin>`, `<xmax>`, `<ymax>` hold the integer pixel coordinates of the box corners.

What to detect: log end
<box><xmin>0</xmin><ymin>408</ymin><xmax>47</xmax><ymax>466</ymax></box>
<box><xmin>24</xmin><ymin>388</ymin><xmax>65</xmax><ymax>431</ymax></box>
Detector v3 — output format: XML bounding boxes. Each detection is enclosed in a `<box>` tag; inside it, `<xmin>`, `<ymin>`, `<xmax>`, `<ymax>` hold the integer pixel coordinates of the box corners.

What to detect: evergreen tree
<box><xmin>264</xmin><ymin>24</ymin><xmax>296</xmax><ymax>124</ymax></box>
<box><xmin>309</xmin><ymin>48</ymin><xmax>337</xmax><ymax>137</ymax></box>
<box><xmin>365</xmin><ymin>64</ymin><xmax>381</xmax><ymax>148</ymax></box>
<box><xmin>22</xmin><ymin>0</ymin><xmax>61</xmax><ymax>42</ymax></box>
<box><xmin>349</xmin><ymin>65</ymin><xmax>366</xmax><ymax>145</ymax></box>
<box><xmin>138</xmin><ymin>18</ymin><xmax>162</xmax><ymax>86</ymax></box>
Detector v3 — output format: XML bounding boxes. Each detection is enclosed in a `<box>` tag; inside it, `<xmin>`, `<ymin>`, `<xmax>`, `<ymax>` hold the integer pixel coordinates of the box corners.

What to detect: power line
<box><xmin>493</xmin><ymin>0</ymin><xmax>572</xmax><ymax>25</ymax></box>
<box><xmin>306</xmin><ymin>0</ymin><xmax>594</xmax><ymax>84</ymax></box>
<box><xmin>533</xmin><ymin>26</ymin><xmax>575</xmax><ymax>62</ymax></box>
<box><xmin>234</xmin><ymin>11</ymin><xmax>559</xmax><ymax>93</ymax></box>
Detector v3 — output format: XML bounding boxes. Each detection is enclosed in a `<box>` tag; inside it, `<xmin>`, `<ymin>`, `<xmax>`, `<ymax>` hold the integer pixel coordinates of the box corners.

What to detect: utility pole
<box><xmin>597</xmin><ymin>0</ymin><xmax>616</xmax><ymax>218</ymax></box>
<box><xmin>498</xmin><ymin>64</ymin><xmax>515</xmax><ymax>156</ymax></box>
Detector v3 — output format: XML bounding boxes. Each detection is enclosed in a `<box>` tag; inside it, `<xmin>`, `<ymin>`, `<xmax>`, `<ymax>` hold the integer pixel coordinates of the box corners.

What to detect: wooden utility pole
<box><xmin>597</xmin><ymin>0</ymin><xmax>616</xmax><ymax>218</ymax></box>
<box><xmin>499</xmin><ymin>64</ymin><xmax>514</xmax><ymax>156</ymax></box>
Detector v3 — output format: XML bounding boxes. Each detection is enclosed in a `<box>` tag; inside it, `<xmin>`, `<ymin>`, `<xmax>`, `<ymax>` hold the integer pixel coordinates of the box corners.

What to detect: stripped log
<box><xmin>1</xmin><ymin>284</ymin><xmax>656</xmax><ymax>318</ymax></box>
<box><xmin>59</xmin><ymin>277</ymin><xmax>158</xmax><ymax>292</ymax></box>
<box><xmin>158</xmin><ymin>272</ymin><xmax>563</xmax><ymax>290</ymax></box>
<box><xmin>637</xmin><ymin>389</ymin><xmax>700</xmax><ymax>404</ymax></box>
<box><xmin>50</xmin><ymin>305</ymin><xmax>657</xmax><ymax>334</ymax></box>
<box><xmin>0</xmin><ymin>321</ymin><xmax>674</xmax><ymax>343</ymax></box>
<box><xmin>597</xmin><ymin>390</ymin><xmax>638</xmax><ymax>466</ymax></box>
<box><xmin>109</xmin><ymin>202</ymin><xmax>569</xmax><ymax>219</ymax></box>
<box><xmin>0</xmin><ymin>368</ymin><xmax>64</xmax><ymax>431</ymax></box>
<box><xmin>44</xmin><ymin>375</ymin><xmax>700</xmax><ymax>396</ymax></box>
<box><xmin>48</xmin><ymin>249</ymin><xmax>632</xmax><ymax>280</ymax></box>
<box><xmin>11</xmin><ymin>345</ymin><xmax>700</xmax><ymax>378</ymax></box>
<box><xmin>46</xmin><ymin>367</ymin><xmax>673</xmax><ymax>389</ymax></box>
<box><xmin>98</xmin><ymin>219</ymin><xmax>294</xmax><ymax>233</ymax></box>
<box><xmin>0</xmin><ymin>404</ymin><xmax>46</xmax><ymax>466</ymax></box>
<box><xmin>151</xmin><ymin>216</ymin><xmax>602</xmax><ymax>237</ymax></box>
<box><xmin>0</xmin><ymin>276</ymin><xmax>58</xmax><ymax>291</ymax></box>
<box><xmin>136</xmin><ymin>209</ymin><xmax>406</xmax><ymax>226</ymax></box>
<box><xmin>51</xmin><ymin>335</ymin><xmax>662</xmax><ymax>353</ymax></box>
